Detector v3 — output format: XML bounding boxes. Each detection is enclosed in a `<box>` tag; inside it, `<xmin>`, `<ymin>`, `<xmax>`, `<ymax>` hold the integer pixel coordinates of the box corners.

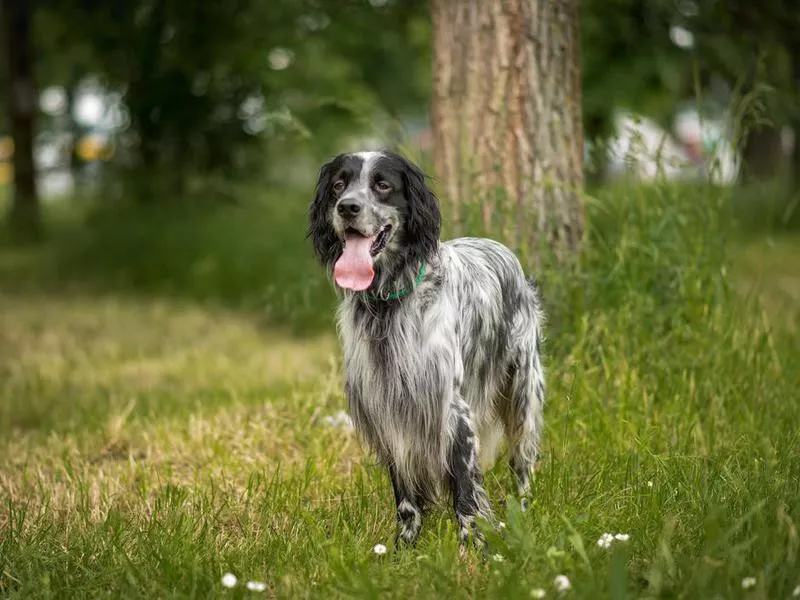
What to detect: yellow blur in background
<box><xmin>0</xmin><ymin>137</ymin><xmax>13</xmax><ymax>185</ymax></box>
<box><xmin>75</xmin><ymin>133</ymin><xmax>115</xmax><ymax>162</ymax></box>
<box><xmin>0</xmin><ymin>133</ymin><xmax>113</xmax><ymax>186</ymax></box>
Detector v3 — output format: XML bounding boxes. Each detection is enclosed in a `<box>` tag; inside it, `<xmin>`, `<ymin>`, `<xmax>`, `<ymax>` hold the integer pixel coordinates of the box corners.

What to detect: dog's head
<box><xmin>307</xmin><ymin>151</ymin><xmax>441</xmax><ymax>292</ymax></box>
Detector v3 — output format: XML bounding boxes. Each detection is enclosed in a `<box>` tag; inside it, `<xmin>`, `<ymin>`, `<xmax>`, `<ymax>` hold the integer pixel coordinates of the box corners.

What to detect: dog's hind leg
<box><xmin>502</xmin><ymin>341</ymin><xmax>545</xmax><ymax>511</ymax></box>
<box><xmin>389</xmin><ymin>464</ymin><xmax>424</xmax><ymax>545</ymax></box>
<box><xmin>447</xmin><ymin>398</ymin><xmax>493</xmax><ymax>547</ymax></box>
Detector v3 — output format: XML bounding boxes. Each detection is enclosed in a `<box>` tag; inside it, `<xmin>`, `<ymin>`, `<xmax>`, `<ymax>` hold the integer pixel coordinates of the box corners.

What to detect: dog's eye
<box><xmin>375</xmin><ymin>181</ymin><xmax>392</xmax><ymax>193</ymax></box>
<box><xmin>332</xmin><ymin>180</ymin><xmax>345</xmax><ymax>194</ymax></box>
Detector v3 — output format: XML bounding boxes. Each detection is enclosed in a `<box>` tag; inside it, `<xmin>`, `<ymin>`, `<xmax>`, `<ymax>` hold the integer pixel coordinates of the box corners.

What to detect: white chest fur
<box><xmin>337</xmin><ymin>296</ymin><xmax>457</xmax><ymax>487</ymax></box>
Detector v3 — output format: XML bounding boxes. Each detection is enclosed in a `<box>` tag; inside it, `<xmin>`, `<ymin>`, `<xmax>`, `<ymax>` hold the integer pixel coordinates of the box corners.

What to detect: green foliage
<box><xmin>686</xmin><ymin>0</ymin><xmax>800</xmax><ymax>88</ymax></box>
<box><xmin>22</xmin><ymin>0</ymin><xmax>800</xmax><ymax>196</ymax></box>
<box><xmin>32</xmin><ymin>0</ymin><xmax>431</xmax><ymax>191</ymax></box>
<box><xmin>1</xmin><ymin>183</ymin><xmax>799</xmax><ymax>598</ymax></box>
<box><xmin>0</xmin><ymin>185</ymin><xmax>337</xmax><ymax>335</ymax></box>
<box><xmin>582</xmin><ymin>0</ymin><xmax>686</xmax><ymax>139</ymax></box>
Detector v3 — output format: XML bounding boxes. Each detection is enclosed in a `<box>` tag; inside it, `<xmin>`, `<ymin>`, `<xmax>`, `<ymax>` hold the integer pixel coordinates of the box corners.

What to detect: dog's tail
<box><xmin>527</xmin><ymin>276</ymin><xmax>546</xmax><ymax>320</ymax></box>
<box><xmin>527</xmin><ymin>276</ymin><xmax>541</xmax><ymax>299</ymax></box>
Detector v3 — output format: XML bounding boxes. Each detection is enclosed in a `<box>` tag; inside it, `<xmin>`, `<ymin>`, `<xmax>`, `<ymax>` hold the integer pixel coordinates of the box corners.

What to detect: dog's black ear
<box><xmin>307</xmin><ymin>158</ymin><xmax>342</xmax><ymax>268</ymax></box>
<box><xmin>402</xmin><ymin>159</ymin><xmax>441</xmax><ymax>262</ymax></box>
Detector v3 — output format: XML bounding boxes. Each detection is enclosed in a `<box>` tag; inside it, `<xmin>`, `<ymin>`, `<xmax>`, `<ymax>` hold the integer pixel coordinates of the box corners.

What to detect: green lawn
<box><xmin>1</xmin><ymin>184</ymin><xmax>799</xmax><ymax>599</ymax></box>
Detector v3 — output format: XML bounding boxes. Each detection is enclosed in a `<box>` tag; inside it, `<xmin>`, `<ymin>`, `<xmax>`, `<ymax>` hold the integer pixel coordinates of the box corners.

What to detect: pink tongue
<box><xmin>334</xmin><ymin>234</ymin><xmax>377</xmax><ymax>291</ymax></box>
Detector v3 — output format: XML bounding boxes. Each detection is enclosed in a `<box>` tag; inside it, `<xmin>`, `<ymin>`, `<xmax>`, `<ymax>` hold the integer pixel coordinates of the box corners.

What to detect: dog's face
<box><xmin>308</xmin><ymin>151</ymin><xmax>441</xmax><ymax>291</ymax></box>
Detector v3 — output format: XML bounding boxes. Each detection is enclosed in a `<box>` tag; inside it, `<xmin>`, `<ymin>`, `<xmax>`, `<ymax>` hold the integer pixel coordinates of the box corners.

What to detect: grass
<box><xmin>1</xmin><ymin>181</ymin><xmax>799</xmax><ymax>599</ymax></box>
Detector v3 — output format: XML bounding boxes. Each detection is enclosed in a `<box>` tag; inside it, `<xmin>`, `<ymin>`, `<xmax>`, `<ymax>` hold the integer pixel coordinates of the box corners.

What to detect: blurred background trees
<box><xmin>2</xmin><ymin>0</ymin><xmax>39</xmax><ymax>239</ymax></box>
<box><xmin>1</xmin><ymin>0</ymin><xmax>798</xmax><ymax>240</ymax></box>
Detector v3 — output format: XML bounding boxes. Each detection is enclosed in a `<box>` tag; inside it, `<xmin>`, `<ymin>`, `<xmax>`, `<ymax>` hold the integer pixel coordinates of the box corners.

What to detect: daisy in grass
<box><xmin>247</xmin><ymin>581</ymin><xmax>267</xmax><ymax>592</ymax></box>
<box><xmin>372</xmin><ymin>543</ymin><xmax>387</xmax><ymax>555</ymax></box>
<box><xmin>554</xmin><ymin>574</ymin><xmax>571</xmax><ymax>593</ymax></box>
<box><xmin>596</xmin><ymin>533</ymin><xmax>614</xmax><ymax>549</ymax></box>
<box><xmin>597</xmin><ymin>532</ymin><xmax>630</xmax><ymax>549</ymax></box>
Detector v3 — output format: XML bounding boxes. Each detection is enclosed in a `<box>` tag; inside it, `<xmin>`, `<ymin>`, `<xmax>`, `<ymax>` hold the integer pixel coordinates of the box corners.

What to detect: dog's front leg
<box><xmin>447</xmin><ymin>399</ymin><xmax>493</xmax><ymax>548</ymax></box>
<box><xmin>389</xmin><ymin>464</ymin><xmax>424</xmax><ymax>545</ymax></box>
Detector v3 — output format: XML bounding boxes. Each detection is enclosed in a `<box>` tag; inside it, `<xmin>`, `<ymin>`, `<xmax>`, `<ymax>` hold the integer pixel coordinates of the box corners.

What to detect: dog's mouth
<box><xmin>369</xmin><ymin>224</ymin><xmax>392</xmax><ymax>256</ymax></box>
<box><xmin>334</xmin><ymin>225</ymin><xmax>392</xmax><ymax>291</ymax></box>
<box><xmin>343</xmin><ymin>224</ymin><xmax>392</xmax><ymax>256</ymax></box>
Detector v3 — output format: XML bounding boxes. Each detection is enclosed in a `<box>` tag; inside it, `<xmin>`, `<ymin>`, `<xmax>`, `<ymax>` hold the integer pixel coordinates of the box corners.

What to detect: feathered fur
<box><xmin>308</xmin><ymin>150</ymin><xmax>545</xmax><ymax>545</ymax></box>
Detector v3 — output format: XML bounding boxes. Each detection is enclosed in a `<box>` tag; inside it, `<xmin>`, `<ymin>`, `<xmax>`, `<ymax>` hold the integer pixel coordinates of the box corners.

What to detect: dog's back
<box><xmin>438</xmin><ymin>237</ymin><xmax>545</xmax><ymax>468</ymax></box>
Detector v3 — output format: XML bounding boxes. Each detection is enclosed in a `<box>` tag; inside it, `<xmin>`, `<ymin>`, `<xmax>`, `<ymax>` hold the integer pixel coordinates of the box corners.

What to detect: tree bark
<box><xmin>790</xmin><ymin>41</ymin><xmax>800</xmax><ymax>191</ymax></box>
<box><xmin>431</xmin><ymin>0</ymin><xmax>584</xmax><ymax>266</ymax></box>
<box><xmin>126</xmin><ymin>0</ymin><xmax>167</xmax><ymax>202</ymax></box>
<box><xmin>2</xmin><ymin>0</ymin><xmax>40</xmax><ymax>240</ymax></box>
<box><xmin>740</xmin><ymin>126</ymin><xmax>784</xmax><ymax>183</ymax></box>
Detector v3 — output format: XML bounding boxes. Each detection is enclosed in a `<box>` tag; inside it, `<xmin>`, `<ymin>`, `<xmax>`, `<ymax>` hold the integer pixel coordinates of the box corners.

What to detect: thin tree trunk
<box><xmin>790</xmin><ymin>42</ymin><xmax>800</xmax><ymax>191</ymax></box>
<box><xmin>65</xmin><ymin>69</ymin><xmax>85</xmax><ymax>186</ymax></box>
<box><xmin>127</xmin><ymin>0</ymin><xmax>167</xmax><ymax>202</ymax></box>
<box><xmin>2</xmin><ymin>0</ymin><xmax>40</xmax><ymax>240</ymax></box>
<box><xmin>793</xmin><ymin>127</ymin><xmax>800</xmax><ymax>191</ymax></box>
<box><xmin>431</xmin><ymin>0</ymin><xmax>584</xmax><ymax>266</ymax></box>
<box><xmin>740</xmin><ymin>126</ymin><xmax>784</xmax><ymax>183</ymax></box>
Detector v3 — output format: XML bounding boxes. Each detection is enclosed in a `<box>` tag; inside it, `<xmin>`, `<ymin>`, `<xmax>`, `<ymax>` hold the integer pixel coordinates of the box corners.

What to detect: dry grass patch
<box><xmin>0</xmin><ymin>290</ymin><xmax>368</xmax><ymax>537</ymax></box>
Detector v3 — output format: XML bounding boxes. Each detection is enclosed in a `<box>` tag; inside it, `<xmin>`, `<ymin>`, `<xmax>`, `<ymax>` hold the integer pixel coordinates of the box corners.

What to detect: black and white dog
<box><xmin>308</xmin><ymin>150</ymin><xmax>545</xmax><ymax>546</ymax></box>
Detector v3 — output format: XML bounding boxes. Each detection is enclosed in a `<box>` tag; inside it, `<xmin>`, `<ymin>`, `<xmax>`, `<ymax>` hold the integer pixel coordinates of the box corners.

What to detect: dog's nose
<box><xmin>337</xmin><ymin>198</ymin><xmax>362</xmax><ymax>219</ymax></box>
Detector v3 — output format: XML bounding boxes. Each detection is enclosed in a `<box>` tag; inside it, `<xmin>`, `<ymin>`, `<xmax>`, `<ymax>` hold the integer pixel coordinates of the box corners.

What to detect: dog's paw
<box><xmin>457</xmin><ymin>521</ymin><xmax>488</xmax><ymax>555</ymax></box>
<box><xmin>395</xmin><ymin>525</ymin><xmax>420</xmax><ymax>547</ymax></box>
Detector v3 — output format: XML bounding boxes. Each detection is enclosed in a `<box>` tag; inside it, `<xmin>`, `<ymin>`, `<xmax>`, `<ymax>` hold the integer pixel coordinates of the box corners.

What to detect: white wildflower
<box><xmin>372</xmin><ymin>543</ymin><xmax>387</xmax><ymax>555</ymax></box>
<box><xmin>597</xmin><ymin>532</ymin><xmax>629</xmax><ymax>549</ymax></box>
<box><xmin>531</xmin><ymin>588</ymin><xmax>547</xmax><ymax>598</ymax></box>
<box><xmin>498</xmin><ymin>521</ymin><xmax>506</xmax><ymax>529</ymax></box>
<box><xmin>647</xmin><ymin>481</ymin><xmax>653</xmax><ymax>488</ymax></box>
<box><xmin>741</xmin><ymin>577</ymin><xmax>756</xmax><ymax>590</ymax></box>
<box><xmin>221</xmin><ymin>573</ymin><xmax>238</xmax><ymax>588</ymax></box>
<box><xmin>554</xmin><ymin>574</ymin><xmax>571</xmax><ymax>593</ymax></box>
<box><xmin>792</xmin><ymin>584</ymin><xmax>800</xmax><ymax>597</ymax></box>
<box><xmin>596</xmin><ymin>533</ymin><xmax>614</xmax><ymax>549</ymax></box>
<box><xmin>246</xmin><ymin>581</ymin><xmax>267</xmax><ymax>592</ymax></box>
<box><xmin>321</xmin><ymin>410</ymin><xmax>354</xmax><ymax>431</ymax></box>
<box><xmin>491</xmin><ymin>553</ymin><xmax>505</xmax><ymax>562</ymax></box>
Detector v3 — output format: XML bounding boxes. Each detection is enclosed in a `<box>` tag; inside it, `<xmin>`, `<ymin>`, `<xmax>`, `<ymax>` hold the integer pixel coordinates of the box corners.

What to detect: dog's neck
<box><xmin>350</xmin><ymin>246</ymin><xmax>438</xmax><ymax>308</ymax></box>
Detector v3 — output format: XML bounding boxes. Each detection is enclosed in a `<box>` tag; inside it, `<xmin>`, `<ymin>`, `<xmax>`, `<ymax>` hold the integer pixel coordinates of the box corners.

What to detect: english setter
<box><xmin>308</xmin><ymin>150</ymin><xmax>545</xmax><ymax>546</ymax></box>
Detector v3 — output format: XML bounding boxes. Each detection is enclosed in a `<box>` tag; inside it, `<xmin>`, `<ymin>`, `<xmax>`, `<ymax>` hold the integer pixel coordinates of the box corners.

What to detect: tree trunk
<box><xmin>790</xmin><ymin>42</ymin><xmax>800</xmax><ymax>191</ymax></box>
<box><xmin>65</xmin><ymin>69</ymin><xmax>86</xmax><ymax>186</ymax></box>
<box><xmin>127</xmin><ymin>0</ymin><xmax>167</xmax><ymax>202</ymax></box>
<box><xmin>2</xmin><ymin>0</ymin><xmax>40</xmax><ymax>240</ymax></box>
<box><xmin>740</xmin><ymin>126</ymin><xmax>784</xmax><ymax>183</ymax></box>
<box><xmin>431</xmin><ymin>0</ymin><xmax>584</xmax><ymax>266</ymax></box>
<box><xmin>793</xmin><ymin>126</ymin><xmax>800</xmax><ymax>192</ymax></box>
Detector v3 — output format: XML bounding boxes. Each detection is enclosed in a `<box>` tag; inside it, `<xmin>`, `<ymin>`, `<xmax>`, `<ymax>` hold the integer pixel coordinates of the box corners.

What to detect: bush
<box><xmin>0</xmin><ymin>187</ymin><xmax>338</xmax><ymax>335</ymax></box>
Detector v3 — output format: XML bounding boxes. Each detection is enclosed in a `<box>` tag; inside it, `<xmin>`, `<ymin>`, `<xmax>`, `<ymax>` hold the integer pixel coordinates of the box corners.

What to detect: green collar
<box><xmin>365</xmin><ymin>263</ymin><xmax>427</xmax><ymax>302</ymax></box>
